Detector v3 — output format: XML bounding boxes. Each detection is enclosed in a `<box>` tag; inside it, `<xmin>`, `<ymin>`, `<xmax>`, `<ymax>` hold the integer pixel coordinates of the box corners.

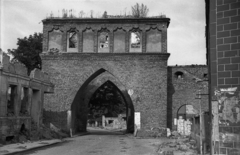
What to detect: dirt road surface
<box><xmin>15</xmin><ymin>128</ymin><xmax>161</xmax><ymax>155</ymax></box>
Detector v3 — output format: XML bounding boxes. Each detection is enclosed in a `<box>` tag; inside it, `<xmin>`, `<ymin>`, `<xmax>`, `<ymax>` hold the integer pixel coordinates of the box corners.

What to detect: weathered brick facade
<box><xmin>206</xmin><ymin>0</ymin><xmax>240</xmax><ymax>154</ymax></box>
<box><xmin>167</xmin><ymin>65</ymin><xmax>209</xmax><ymax>130</ymax></box>
<box><xmin>41</xmin><ymin>17</ymin><xmax>170</xmax><ymax>134</ymax></box>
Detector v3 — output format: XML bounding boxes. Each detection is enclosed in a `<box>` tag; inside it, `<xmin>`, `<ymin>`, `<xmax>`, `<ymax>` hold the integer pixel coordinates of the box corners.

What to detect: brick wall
<box><xmin>216</xmin><ymin>0</ymin><xmax>240</xmax><ymax>89</ymax></box>
<box><xmin>167</xmin><ymin>65</ymin><xmax>208</xmax><ymax>130</ymax></box>
<box><xmin>42</xmin><ymin>18</ymin><xmax>169</xmax><ymax>54</ymax></box>
<box><xmin>41</xmin><ymin>53</ymin><xmax>170</xmax><ymax>133</ymax></box>
<box><xmin>207</xmin><ymin>0</ymin><xmax>240</xmax><ymax>154</ymax></box>
<box><xmin>41</xmin><ymin>17</ymin><xmax>171</xmax><ymax>135</ymax></box>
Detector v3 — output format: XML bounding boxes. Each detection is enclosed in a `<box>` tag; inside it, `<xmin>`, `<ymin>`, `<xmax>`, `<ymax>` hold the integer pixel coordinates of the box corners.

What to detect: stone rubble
<box><xmin>2</xmin><ymin>122</ymin><xmax>69</xmax><ymax>145</ymax></box>
<box><xmin>156</xmin><ymin>131</ymin><xmax>199</xmax><ymax>155</ymax></box>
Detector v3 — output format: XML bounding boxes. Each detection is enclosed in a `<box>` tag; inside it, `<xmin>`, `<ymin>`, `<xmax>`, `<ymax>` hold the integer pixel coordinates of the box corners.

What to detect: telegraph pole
<box><xmin>198</xmin><ymin>89</ymin><xmax>202</xmax><ymax>155</ymax></box>
<box><xmin>195</xmin><ymin>80</ymin><xmax>209</xmax><ymax>155</ymax></box>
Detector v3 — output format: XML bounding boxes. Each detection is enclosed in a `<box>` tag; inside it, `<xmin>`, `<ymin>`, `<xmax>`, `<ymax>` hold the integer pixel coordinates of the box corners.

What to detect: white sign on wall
<box><xmin>134</xmin><ymin>112</ymin><xmax>141</xmax><ymax>129</ymax></box>
<box><xmin>128</xmin><ymin>89</ymin><xmax>134</xmax><ymax>96</ymax></box>
<box><xmin>67</xmin><ymin>110</ymin><xmax>71</xmax><ymax>130</ymax></box>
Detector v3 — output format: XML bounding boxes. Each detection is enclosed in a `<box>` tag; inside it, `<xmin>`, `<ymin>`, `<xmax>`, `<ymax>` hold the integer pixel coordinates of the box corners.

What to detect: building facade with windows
<box><xmin>41</xmin><ymin>17</ymin><xmax>170</xmax><ymax>135</ymax></box>
<box><xmin>42</xmin><ymin>17</ymin><xmax>168</xmax><ymax>54</ymax></box>
<box><xmin>0</xmin><ymin>51</ymin><xmax>54</xmax><ymax>142</ymax></box>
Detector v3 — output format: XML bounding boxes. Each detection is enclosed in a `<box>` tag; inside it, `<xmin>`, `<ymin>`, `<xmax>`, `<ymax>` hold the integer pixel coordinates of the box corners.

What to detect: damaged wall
<box><xmin>0</xmin><ymin>51</ymin><xmax>54</xmax><ymax>142</ymax></box>
<box><xmin>42</xmin><ymin>18</ymin><xmax>169</xmax><ymax>53</ymax></box>
<box><xmin>213</xmin><ymin>88</ymin><xmax>240</xmax><ymax>154</ymax></box>
<box><xmin>41</xmin><ymin>53</ymin><xmax>169</xmax><ymax>133</ymax></box>
<box><xmin>206</xmin><ymin>0</ymin><xmax>240</xmax><ymax>154</ymax></box>
<box><xmin>41</xmin><ymin>17</ymin><xmax>170</xmax><ymax>135</ymax></box>
<box><xmin>167</xmin><ymin>65</ymin><xmax>209</xmax><ymax>130</ymax></box>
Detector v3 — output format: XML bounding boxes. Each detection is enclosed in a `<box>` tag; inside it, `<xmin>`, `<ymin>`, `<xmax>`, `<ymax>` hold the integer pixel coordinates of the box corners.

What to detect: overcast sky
<box><xmin>0</xmin><ymin>0</ymin><xmax>206</xmax><ymax>65</ymax></box>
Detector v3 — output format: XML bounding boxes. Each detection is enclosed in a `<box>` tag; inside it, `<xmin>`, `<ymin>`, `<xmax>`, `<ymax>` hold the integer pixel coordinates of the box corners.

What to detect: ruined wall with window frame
<box><xmin>0</xmin><ymin>51</ymin><xmax>54</xmax><ymax>142</ymax></box>
<box><xmin>42</xmin><ymin>18</ymin><xmax>169</xmax><ymax>54</ymax></box>
<box><xmin>41</xmin><ymin>17</ymin><xmax>170</xmax><ymax>135</ymax></box>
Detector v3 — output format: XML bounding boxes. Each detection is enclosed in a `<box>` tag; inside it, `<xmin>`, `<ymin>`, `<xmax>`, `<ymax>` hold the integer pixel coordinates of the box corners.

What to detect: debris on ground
<box><xmin>157</xmin><ymin>140</ymin><xmax>198</xmax><ymax>155</ymax></box>
<box><xmin>156</xmin><ymin>130</ymin><xmax>199</xmax><ymax>155</ymax></box>
<box><xmin>136</xmin><ymin>127</ymin><xmax>167</xmax><ymax>138</ymax></box>
<box><xmin>2</xmin><ymin>121</ymin><xmax>69</xmax><ymax>145</ymax></box>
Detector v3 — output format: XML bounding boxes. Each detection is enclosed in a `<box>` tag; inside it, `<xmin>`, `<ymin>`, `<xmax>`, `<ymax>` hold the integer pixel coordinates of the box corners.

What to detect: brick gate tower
<box><xmin>41</xmin><ymin>14</ymin><xmax>170</xmax><ymax>135</ymax></box>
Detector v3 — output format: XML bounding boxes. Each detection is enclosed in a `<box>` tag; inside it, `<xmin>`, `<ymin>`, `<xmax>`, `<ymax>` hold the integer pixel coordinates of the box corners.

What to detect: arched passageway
<box><xmin>70</xmin><ymin>69</ymin><xmax>134</xmax><ymax>134</ymax></box>
<box><xmin>177</xmin><ymin>104</ymin><xmax>198</xmax><ymax>120</ymax></box>
<box><xmin>87</xmin><ymin>80</ymin><xmax>127</xmax><ymax>129</ymax></box>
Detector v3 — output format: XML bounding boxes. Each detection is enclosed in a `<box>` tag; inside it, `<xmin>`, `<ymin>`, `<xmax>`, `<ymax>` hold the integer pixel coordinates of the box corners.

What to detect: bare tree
<box><xmin>69</xmin><ymin>9</ymin><xmax>73</xmax><ymax>18</ymax></box>
<box><xmin>79</xmin><ymin>10</ymin><xmax>85</xmax><ymax>18</ymax></box>
<box><xmin>102</xmin><ymin>11</ymin><xmax>107</xmax><ymax>18</ymax></box>
<box><xmin>62</xmin><ymin>9</ymin><xmax>68</xmax><ymax>18</ymax></box>
<box><xmin>90</xmin><ymin>10</ymin><xmax>94</xmax><ymax>18</ymax></box>
<box><xmin>131</xmin><ymin>3</ymin><xmax>149</xmax><ymax>18</ymax></box>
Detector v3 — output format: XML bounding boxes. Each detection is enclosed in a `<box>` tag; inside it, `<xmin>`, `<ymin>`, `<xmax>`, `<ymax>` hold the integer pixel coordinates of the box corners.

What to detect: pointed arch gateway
<box><xmin>71</xmin><ymin>69</ymin><xmax>134</xmax><ymax>134</ymax></box>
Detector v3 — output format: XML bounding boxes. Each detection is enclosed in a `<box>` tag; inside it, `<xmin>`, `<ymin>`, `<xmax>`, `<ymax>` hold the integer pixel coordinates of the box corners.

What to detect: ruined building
<box><xmin>168</xmin><ymin>65</ymin><xmax>209</xmax><ymax>152</ymax></box>
<box><xmin>0</xmin><ymin>51</ymin><xmax>53</xmax><ymax>142</ymax></box>
<box><xmin>40</xmin><ymin>15</ymin><xmax>209</xmax><ymax>136</ymax></box>
<box><xmin>167</xmin><ymin>65</ymin><xmax>208</xmax><ymax>130</ymax></box>
<box><xmin>41</xmin><ymin>16</ymin><xmax>170</xmax><ymax>135</ymax></box>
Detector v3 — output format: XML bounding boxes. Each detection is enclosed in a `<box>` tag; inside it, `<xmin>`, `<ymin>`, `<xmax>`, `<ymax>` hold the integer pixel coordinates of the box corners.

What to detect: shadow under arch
<box><xmin>71</xmin><ymin>69</ymin><xmax>134</xmax><ymax>134</ymax></box>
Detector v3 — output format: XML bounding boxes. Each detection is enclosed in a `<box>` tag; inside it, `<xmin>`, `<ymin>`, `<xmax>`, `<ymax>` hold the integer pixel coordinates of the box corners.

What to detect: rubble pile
<box><xmin>4</xmin><ymin>122</ymin><xmax>69</xmax><ymax>145</ymax></box>
<box><xmin>33</xmin><ymin>122</ymin><xmax>69</xmax><ymax>141</ymax></box>
<box><xmin>157</xmin><ymin>131</ymin><xmax>198</xmax><ymax>155</ymax></box>
<box><xmin>137</xmin><ymin>127</ymin><xmax>167</xmax><ymax>138</ymax></box>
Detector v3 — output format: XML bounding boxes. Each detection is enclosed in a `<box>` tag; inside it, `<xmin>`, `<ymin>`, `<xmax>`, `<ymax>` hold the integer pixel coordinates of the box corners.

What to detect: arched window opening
<box><xmin>129</xmin><ymin>28</ymin><xmax>142</xmax><ymax>52</ymax></box>
<box><xmin>69</xmin><ymin>31</ymin><xmax>77</xmax><ymax>48</ymax></box>
<box><xmin>130</xmin><ymin>31</ymin><xmax>141</xmax><ymax>48</ymax></box>
<box><xmin>99</xmin><ymin>32</ymin><xmax>109</xmax><ymax>49</ymax></box>
<box><xmin>67</xmin><ymin>28</ymin><xmax>78</xmax><ymax>52</ymax></box>
<box><xmin>83</xmin><ymin>28</ymin><xmax>94</xmax><ymax>53</ymax></box>
<box><xmin>48</xmin><ymin>29</ymin><xmax>63</xmax><ymax>52</ymax></box>
<box><xmin>98</xmin><ymin>29</ymin><xmax>110</xmax><ymax>53</ymax></box>
<box><xmin>146</xmin><ymin>28</ymin><xmax>162</xmax><ymax>53</ymax></box>
<box><xmin>175</xmin><ymin>71</ymin><xmax>184</xmax><ymax>79</ymax></box>
<box><xmin>113</xmin><ymin>28</ymin><xmax>126</xmax><ymax>53</ymax></box>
